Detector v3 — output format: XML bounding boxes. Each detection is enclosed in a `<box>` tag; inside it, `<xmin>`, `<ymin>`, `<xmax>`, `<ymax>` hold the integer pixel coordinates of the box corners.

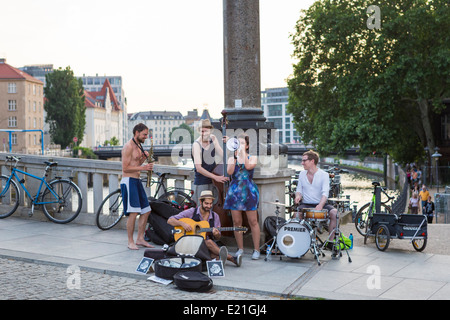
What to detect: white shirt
<box><xmin>296</xmin><ymin>169</ymin><xmax>330</xmax><ymax>204</ymax></box>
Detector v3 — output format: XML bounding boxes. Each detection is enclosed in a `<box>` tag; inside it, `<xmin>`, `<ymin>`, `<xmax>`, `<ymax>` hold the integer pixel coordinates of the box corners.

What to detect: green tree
<box><xmin>170</xmin><ymin>123</ymin><xmax>194</xmax><ymax>143</ymax></box>
<box><xmin>104</xmin><ymin>136</ymin><xmax>119</xmax><ymax>146</ymax></box>
<box><xmin>288</xmin><ymin>0</ymin><xmax>450</xmax><ymax>163</ymax></box>
<box><xmin>44</xmin><ymin>67</ymin><xmax>86</xmax><ymax>148</ymax></box>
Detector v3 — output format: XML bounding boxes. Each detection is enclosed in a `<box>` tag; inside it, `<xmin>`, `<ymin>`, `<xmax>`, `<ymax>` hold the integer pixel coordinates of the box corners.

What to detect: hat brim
<box><xmin>197</xmin><ymin>125</ymin><xmax>213</xmax><ymax>132</ymax></box>
<box><xmin>199</xmin><ymin>196</ymin><xmax>215</xmax><ymax>200</ymax></box>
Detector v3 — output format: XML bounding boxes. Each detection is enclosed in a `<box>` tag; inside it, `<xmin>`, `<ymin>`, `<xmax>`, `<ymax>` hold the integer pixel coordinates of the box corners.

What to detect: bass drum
<box><xmin>277</xmin><ymin>221</ymin><xmax>312</xmax><ymax>258</ymax></box>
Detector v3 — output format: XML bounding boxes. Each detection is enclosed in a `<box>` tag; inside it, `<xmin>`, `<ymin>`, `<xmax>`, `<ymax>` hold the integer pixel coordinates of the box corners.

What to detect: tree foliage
<box><xmin>287</xmin><ymin>0</ymin><xmax>450</xmax><ymax>164</ymax></box>
<box><xmin>44</xmin><ymin>67</ymin><xmax>86</xmax><ymax>148</ymax></box>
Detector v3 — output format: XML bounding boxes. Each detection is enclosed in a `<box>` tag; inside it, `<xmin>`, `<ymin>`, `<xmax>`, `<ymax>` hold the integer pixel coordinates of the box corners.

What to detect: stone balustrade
<box><xmin>0</xmin><ymin>154</ymin><xmax>193</xmax><ymax>225</ymax></box>
<box><xmin>0</xmin><ymin>154</ymin><xmax>295</xmax><ymax>246</ymax></box>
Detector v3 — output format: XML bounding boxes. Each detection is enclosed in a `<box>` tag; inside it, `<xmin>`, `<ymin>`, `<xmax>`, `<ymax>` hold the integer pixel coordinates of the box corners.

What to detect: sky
<box><xmin>0</xmin><ymin>0</ymin><xmax>316</xmax><ymax>118</ymax></box>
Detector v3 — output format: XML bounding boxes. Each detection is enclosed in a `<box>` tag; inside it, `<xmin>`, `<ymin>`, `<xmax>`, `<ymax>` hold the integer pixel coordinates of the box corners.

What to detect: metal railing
<box><xmin>434</xmin><ymin>192</ymin><xmax>450</xmax><ymax>224</ymax></box>
<box><xmin>391</xmin><ymin>179</ymin><xmax>409</xmax><ymax>215</ymax></box>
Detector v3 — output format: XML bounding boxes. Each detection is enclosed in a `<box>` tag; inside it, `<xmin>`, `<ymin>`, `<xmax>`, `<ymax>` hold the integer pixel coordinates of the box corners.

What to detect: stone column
<box><xmin>223</xmin><ymin>0</ymin><xmax>268</xmax><ymax>127</ymax></box>
<box><xmin>221</xmin><ymin>0</ymin><xmax>294</xmax><ymax>248</ymax></box>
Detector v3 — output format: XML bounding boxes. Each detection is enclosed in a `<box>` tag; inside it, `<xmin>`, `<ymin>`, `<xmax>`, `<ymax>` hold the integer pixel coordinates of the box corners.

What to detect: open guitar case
<box><xmin>145</xmin><ymin>235</ymin><xmax>212</xmax><ymax>278</ymax></box>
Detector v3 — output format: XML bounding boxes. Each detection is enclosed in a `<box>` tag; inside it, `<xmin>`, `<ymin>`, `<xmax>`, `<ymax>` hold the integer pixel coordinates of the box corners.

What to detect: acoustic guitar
<box><xmin>173</xmin><ymin>218</ymin><xmax>248</xmax><ymax>241</ymax></box>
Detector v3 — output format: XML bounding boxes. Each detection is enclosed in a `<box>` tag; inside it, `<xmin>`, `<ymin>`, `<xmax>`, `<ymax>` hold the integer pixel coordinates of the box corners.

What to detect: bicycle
<box><xmin>354</xmin><ymin>181</ymin><xmax>395</xmax><ymax>237</ymax></box>
<box><xmin>0</xmin><ymin>155</ymin><xmax>83</xmax><ymax>224</ymax></box>
<box><xmin>325</xmin><ymin>167</ymin><xmax>348</xmax><ymax>199</ymax></box>
<box><xmin>95</xmin><ymin>172</ymin><xmax>196</xmax><ymax>230</ymax></box>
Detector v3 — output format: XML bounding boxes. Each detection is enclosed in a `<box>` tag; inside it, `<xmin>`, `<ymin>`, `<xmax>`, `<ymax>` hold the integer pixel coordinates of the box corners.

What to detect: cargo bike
<box><xmin>365</xmin><ymin>213</ymin><xmax>428</xmax><ymax>252</ymax></box>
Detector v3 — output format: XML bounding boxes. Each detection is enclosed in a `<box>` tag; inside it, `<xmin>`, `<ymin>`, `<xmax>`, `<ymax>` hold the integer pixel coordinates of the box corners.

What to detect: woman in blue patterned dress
<box><xmin>224</xmin><ymin>134</ymin><xmax>261</xmax><ymax>259</ymax></box>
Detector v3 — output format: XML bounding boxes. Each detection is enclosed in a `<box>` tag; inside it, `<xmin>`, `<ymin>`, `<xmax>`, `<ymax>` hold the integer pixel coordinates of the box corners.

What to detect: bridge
<box><xmin>0</xmin><ymin>153</ymin><xmax>295</xmax><ymax>244</ymax></box>
<box><xmin>93</xmin><ymin>144</ymin><xmax>361</xmax><ymax>160</ymax></box>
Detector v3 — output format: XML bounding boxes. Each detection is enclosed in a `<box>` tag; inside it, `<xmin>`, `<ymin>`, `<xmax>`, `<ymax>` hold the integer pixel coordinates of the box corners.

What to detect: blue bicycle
<box><xmin>0</xmin><ymin>155</ymin><xmax>82</xmax><ymax>224</ymax></box>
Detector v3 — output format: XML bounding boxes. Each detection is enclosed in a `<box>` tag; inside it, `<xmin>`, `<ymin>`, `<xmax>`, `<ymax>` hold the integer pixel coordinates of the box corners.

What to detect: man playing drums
<box><xmin>294</xmin><ymin>150</ymin><xmax>338</xmax><ymax>246</ymax></box>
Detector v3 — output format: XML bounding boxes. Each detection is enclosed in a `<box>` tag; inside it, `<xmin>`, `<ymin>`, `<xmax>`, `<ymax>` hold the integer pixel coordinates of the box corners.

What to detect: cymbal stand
<box><xmin>262</xmin><ymin>200</ymin><xmax>282</xmax><ymax>261</ymax></box>
<box><xmin>321</xmin><ymin>201</ymin><xmax>352</xmax><ymax>263</ymax></box>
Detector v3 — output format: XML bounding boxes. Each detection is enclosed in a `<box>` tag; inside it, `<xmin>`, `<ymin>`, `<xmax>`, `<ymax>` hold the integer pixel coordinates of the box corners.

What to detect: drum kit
<box><xmin>263</xmin><ymin>198</ymin><xmax>352</xmax><ymax>265</ymax></box>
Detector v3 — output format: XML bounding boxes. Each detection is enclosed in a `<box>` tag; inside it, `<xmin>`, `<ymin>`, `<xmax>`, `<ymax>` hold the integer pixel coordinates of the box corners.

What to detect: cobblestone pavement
<box><xmin>0</xmin><ymin>257</ymin><xmax>287</xmax><ymax>300</ymax></box>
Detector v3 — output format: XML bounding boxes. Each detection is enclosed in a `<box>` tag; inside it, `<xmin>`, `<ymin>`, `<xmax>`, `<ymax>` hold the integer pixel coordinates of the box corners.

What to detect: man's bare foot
<box><xmin>128</xmin><ymin>243</ymin><xmax>139</xmax><ymax>250</ymax></box>
<box><xmin>136</xmin><ymin>240</ymin><xmax>154</xmax><ymax>248</ymax></box>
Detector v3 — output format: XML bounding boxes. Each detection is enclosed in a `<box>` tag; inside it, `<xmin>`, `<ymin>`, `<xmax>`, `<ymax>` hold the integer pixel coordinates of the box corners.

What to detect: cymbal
<box><xmin>263</xmin><ymin>201</ymin><xmax>287</xmax><ymax>206</ymax></box>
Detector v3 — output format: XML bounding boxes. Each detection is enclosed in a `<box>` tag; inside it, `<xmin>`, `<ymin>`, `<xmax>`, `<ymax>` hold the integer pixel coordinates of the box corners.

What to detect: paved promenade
<box><xmin>1</xmin><ymin>216</ymin><xmax>450</xmax><ymax>300</ymax></box>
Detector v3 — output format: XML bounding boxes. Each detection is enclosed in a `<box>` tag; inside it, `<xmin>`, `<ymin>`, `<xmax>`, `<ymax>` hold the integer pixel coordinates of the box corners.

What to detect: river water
<box><xmin>288</xmin><ymin>161</ymin><xmax>399</xmax><ymax>210</ymax></box>
<box><xmin>175</xmin><ymin>159</ymin><xmax>398</xmax><ymax>211</ymax></box>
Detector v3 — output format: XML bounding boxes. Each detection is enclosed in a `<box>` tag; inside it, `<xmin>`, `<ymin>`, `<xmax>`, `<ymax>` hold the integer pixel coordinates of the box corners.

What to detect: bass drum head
<box><xmin>276</xmin><ymin>221</ymin><xmax>311</xmax><ymax>258</ymax></box>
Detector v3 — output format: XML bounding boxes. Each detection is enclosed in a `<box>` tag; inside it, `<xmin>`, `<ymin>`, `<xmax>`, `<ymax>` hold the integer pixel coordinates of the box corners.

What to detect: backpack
<box><xmin>145</xmin><ymin>198</ymin><xmax>181</xmax><ymax>245</ymax></box>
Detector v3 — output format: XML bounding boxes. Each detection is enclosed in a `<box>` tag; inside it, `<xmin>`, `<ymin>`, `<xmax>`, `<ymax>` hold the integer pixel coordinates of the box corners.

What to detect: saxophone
<box><xmin>146</xmin><ymin>138</ymin><xmax>155</xmax><ymax>188</ymax></box>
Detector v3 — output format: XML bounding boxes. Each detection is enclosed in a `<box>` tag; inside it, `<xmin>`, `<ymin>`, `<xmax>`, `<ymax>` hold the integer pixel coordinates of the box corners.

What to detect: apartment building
<box><xmin>82</xmin><ymin>79</ymin><xmax>125</xmax><ymax>148</ymax></box>
<box><xmin>128</xmin><ymin>111</ymin><xmax>184</xmax><ymax>145</ymax></box>
<box><xmin>261</xmin><ymin>87</ymin><xmax>301</xmax><ymax>144</ymax></box>
<box><xmin>79</xmin><ymin>74</ymin><xmax>127</xmax><ymax>145</ymax></box>
<box><xmin>0</xmin><ymin>59</ymin><xmax>44</xmax><ymax>154</ymax></box>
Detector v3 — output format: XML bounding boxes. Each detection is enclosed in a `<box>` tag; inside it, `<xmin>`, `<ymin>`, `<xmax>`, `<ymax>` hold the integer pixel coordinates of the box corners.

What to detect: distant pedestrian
<box><xmin>419</xmin><ymin>184</ymin><xmax>430</xmax><ymax>214</ymax></box>
<box><xmin>423</xmin><ymin>196</ymin><xmax>435</xmax><ymax>223</ymax></box>
<box><xmin>409</xmin><ymin>192</ymin><xmax>419</xmax><ymax>214</ymax></box>
<box><xmin>411</xmin><ymin>167</ymin><xmax>419</xmax><ymax>189</ymax></box>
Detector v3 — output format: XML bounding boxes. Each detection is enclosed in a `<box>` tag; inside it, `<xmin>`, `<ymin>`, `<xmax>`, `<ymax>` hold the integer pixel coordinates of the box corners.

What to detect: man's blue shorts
<box><xmin>120</xmin><ymin>177</ymin><xmax>151</xmax><ymax>216</ymax></box>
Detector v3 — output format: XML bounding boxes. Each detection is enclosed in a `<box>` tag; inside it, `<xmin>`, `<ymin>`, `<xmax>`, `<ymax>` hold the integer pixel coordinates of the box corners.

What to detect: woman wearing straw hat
<box><xmin>191</xmin><ymin>119</ymin><xmax>229</xmax><ymax>205</ymax></box>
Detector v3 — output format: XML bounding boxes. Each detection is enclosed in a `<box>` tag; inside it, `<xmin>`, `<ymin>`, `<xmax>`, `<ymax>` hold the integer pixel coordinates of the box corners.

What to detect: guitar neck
<box><xmin>200</xmin><ymin>227</ymin><xmax>243</xmax><ymax>233</ymax></box>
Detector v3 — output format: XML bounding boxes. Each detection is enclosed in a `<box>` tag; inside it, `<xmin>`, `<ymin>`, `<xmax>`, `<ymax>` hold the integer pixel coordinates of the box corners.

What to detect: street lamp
<box><xmin>431</xmin><ymin>147</ymin><xmax>442</xmax><ymax>193</ymax></box>
<box><xmin>424</xmin><ymin>146</ymin><xmax>429</xmax><ymax>186</ymax></box>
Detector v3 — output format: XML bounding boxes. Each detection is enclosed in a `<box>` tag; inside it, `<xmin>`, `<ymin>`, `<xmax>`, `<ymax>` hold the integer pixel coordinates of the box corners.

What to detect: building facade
<box><xmin>0</xmin><ymin>59</ymin><xmax>44</xmax><ymax>154</ymax></box>
<box><xmin>82</xmin><ymin>79</ymin><xmax>124</xmax><ymax>148</ymax></box>
<box><xmin>261</xmin><ymin>87</ymin><xmax>301</xmax><ymax>144</ymax></box>
<box><xmin>18</xmin><ymin>64</ymin><xmax>54</xmax><ymax>146</ymax></box>
<box><xmin>79</xmin><ymin>74</ymin><xmax>127</xmax><ymax>145</ymax></box>
<box><xmin>128</xmin><ymin>111</ymin><xmax>184</xmax><ymax>145</ymax></box>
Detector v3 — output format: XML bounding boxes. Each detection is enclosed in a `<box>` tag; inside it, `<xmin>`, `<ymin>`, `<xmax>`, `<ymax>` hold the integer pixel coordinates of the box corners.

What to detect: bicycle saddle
<box><xmin>372</xmin><ymin>181</ymin><xmax>380</xmax><ymax>186</ymax></box>
<box><xmin>44</xmin><ymin>161</ymin><xmax>58</xmax><ymax>167</ymax></box>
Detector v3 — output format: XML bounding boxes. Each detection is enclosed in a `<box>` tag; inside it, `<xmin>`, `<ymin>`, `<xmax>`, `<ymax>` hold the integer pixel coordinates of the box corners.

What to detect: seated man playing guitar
<box><xmin>167</xmin><ymin>190</ymin><xmax>242</xmax><ymax>267</ymax></box>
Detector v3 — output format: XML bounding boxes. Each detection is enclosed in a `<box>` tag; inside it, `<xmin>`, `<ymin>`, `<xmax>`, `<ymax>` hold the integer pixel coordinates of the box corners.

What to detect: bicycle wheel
<box><xmin>158</xmin><ymin>190</ymin><xmax>196</xmax><ymax>210</ymax></box>
<box><xmin>375</xmin><ymin>225</ymin><xmax>390</xmax><ymax>251</ymax></box>
<box><xmin>42</xmin><ymin>179</ymin><xmax>82</xmax><ymax>224</ymax></box>
<box><xmin>96</xmin><ymin>189</ymin><xmax>124</xmax><ymax>230</ymax></box>
<box><xmin>355</xmin><ymin>202</ymin><xmax>392</xmax><ymax>236</ymax></box>
<box><xmin>0</xmin><ymin>175</ymin><xmax>20</xmax><ymax>219</ymax></box>
<box><xmin>412</xmin><ymin>237</ymin><xmax>427</xmax><ymax>252</ymax></box>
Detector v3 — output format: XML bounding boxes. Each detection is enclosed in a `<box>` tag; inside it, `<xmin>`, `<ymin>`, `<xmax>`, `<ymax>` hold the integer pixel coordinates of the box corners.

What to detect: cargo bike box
<box><xmin>395</xmin><ymin>214</ymin><xmax>428</xmax><ymax>239</ymax></box>
<box><xmin>369</xmin><ymin>213</ymin><xmax>427</xmax><ymax>252</ymax></box>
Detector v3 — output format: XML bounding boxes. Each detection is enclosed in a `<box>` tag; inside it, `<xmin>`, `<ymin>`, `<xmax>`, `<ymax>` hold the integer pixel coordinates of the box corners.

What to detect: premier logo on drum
<box><xmin>283</xmin><ymin>226</ymin><xmax>306</xmax><ymax>232</ymax></box>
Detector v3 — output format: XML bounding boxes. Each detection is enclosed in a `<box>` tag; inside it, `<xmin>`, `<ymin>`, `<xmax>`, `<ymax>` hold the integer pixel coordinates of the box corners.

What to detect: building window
<box><xmin>11</xmin><ymin>134</ymin><xmax>17</xmax><ymax>145</ymax></box>
<box><xmin>8</xmin><ymin>100</ymin><xmax>17</xmax><ymax>111</ymax></box>
<box><xmin>8</xmin><ymin>83</ymin><xmax>17</xmax><ymax>93</ymax></box>
<box><xmin>268</xmin><ymin>104</ymin><xmax>282</xmax><ymax>116</ymax></box>
<box><xmin>8</xmin><ymin>116</ymin><xmax>17</xmax><ymax>128</ymax></box>
<box><xmin>270</xmin><ymin>118</ymin><xmax>282</xmax><ymax>129</ymax></box>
